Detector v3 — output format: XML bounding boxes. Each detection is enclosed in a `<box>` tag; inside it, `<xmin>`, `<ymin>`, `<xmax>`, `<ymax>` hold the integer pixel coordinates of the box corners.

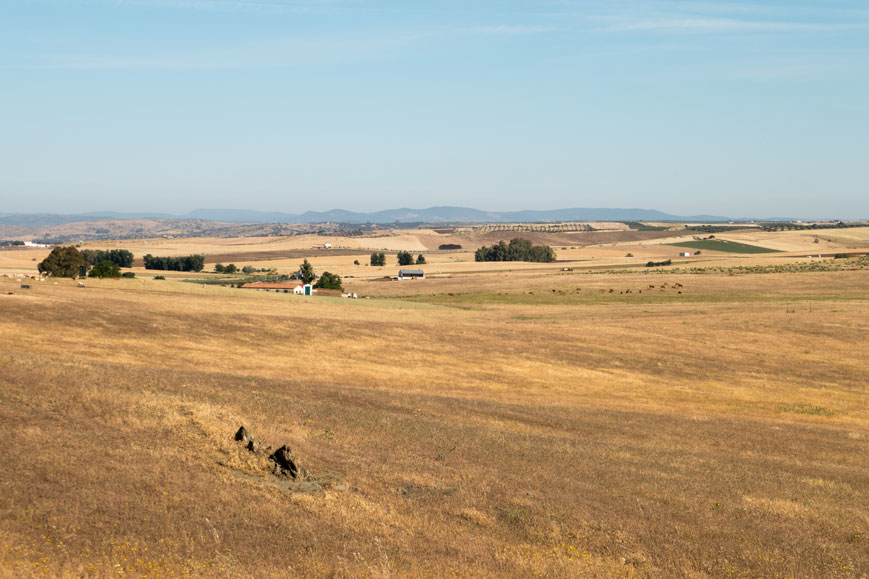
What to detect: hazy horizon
<box><xmin>2</xmin><ymin>1</ymin><xmax>868</xmax><ymax>218</ymax></box>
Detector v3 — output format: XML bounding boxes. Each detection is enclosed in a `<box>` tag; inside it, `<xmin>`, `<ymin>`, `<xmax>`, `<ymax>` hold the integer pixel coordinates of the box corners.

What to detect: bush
<box><xmin>438</xmin><ymin>244</ymin><xmax>462</xmax><ymax>250</ymax></box>
<box><xmin>121</xmin><ymin>271</ymin><xmax>136</xmax><ymax>278</ymax></box>
<box><xmin>88</xmin><ymin>260</ymin><xmax>121</xmax><ymax>278</ymax></box>
<box><xmin>645</xmin><ymin>259</ymin><xmax>672</xmax><ymax>267</ymax></box>
<box><xmin>37</xmin><ymin>246</ymin><xmax>89</xmax><ymax>278</ymax></box>
<box><xmin>416</xmin><ymin>254</ymin><xmax>426</xmax><ymax>264</ymax></box>
<box><xmin>474</xmin><ymin>239</ymin><xmax>555</xmax><ymax>263</ymax></box>
<box><xmin>153</xmin><ymin>275</ymin><xmax>165</xmax><ymax>280</ymax></box>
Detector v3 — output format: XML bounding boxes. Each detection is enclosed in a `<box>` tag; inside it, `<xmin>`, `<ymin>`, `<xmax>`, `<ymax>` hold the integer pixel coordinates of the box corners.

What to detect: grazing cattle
<box><xmin>608</xmin><ymin>288</ymin><xmax>614</xmax><ymax>293</ymax></box>
<box><xmin>599</xmin><ymin>289</ymin><xmax>605</xmax><ymax>294</ymax></box>
<box><xmin>649</xmin><ymin>285</ymin><xmax>655</xmax><ymax>289</ymax></box>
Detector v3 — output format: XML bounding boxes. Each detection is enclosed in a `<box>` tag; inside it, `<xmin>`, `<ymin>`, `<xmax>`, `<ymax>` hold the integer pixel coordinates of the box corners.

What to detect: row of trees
<box><xmin>81</xmin><ymin>249</ymin><xmax>133</xmax><ymax>267</ymax></box>
<box><xmin>214</xmin><ymin>263</ymin><xmax>238</xmax><ymax>274</ymax></box>
<box><xmin>143</xmin><ymin>254</ymin><xmax>205</xmax><ymax>272</ymax></box>
<box><xmin>38</xmin><ymin>246</ymin><xmax>140</xmax><ymax>278</ymax></box>
<box><xmin>474</xmin><ymin>239</ymin><xmax>556</xmax><ymax>263</ymax></box>
<box><xmin>370</xmin><ymin>252</ymin><xmax>425</xmax><ymax>266</ymax></box>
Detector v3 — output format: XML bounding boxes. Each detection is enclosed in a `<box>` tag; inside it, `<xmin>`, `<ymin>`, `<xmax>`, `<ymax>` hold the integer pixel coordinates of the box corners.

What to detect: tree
<box><xmin>224</xmin><ymin>264</ymin><xmax>238</xmax><ymax>274</ymax></box>
<box><xmin>38</xmin><ymin>246</ymin><xmax>88</xmax><ymax>278</ymax></box>
<box><xmin>299</xmin><ymin>259</ymin><xmax>316</xmax><ymax>284</ymax></box>
<box><xmin>416</xmin><ymin>254</ymin><xmax>426</xmax><ymax>265</ymax></box>
<box><xmin>89</xmin><ymin>260</ymin><xmax>121</xmax><ymax>278</ymax></box>
<box><xmin>353</xmin><ymin>260</ymin><xmax>360</xmax><ymax>265</ymax></box>
<box><xmin>214</xmin><ymin>263</ymin><xmax>226</xmax><ymax>273</ymax></box>
<box><xmin>314</xmin><ymin>271</ymin><xmax>343</xmax><ymax>290</ymax></box>
<box><xmin>370</xmin><ymin>252</ymin><xmax>385</xmax><ymax>266</ymax></box>
<box><xmin>242</xmin><ymin>265</ymin><xmax>256</xmax><ymax>274</ymax></box>
<box><xmin>397</xmin><ymin>250</ymin><xmax>414</xmax><ymax>266</ymax></box>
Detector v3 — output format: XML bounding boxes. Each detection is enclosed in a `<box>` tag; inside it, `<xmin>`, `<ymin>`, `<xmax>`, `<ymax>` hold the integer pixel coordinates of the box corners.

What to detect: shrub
<box><xmin>153</xmin><ymin>275</ymin><xmax>165</xmax><ymax>280</ymax></box>
<box><xmin>438</xmin><ymin>244</ymin><xmax>462</xmax><ymax>250</ymax></box>
<box><xmin>416</xmin><ymin>254</ymin><xmax>426</xmax><ymax>265</ymax></box>
<box><xmin>121</xmin><ymin>272</ymin><xmax>136</xmax><ymax>278</ymax></box>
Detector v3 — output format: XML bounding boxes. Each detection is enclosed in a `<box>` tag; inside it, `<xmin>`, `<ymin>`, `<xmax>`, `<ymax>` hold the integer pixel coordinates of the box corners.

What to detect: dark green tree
<box><xmin>370</xmin><ymin>252</ymin><xmax>386</xmax><ymax>266</ymax></box>
<box><xmin>416</xmin><ymin>254</ymin><xmax>426</xmax><ymax>265</ymax></box>
<box><xmin>224</xmin><ymin>264</ymin><xmax>238</xmax><ymax>274</ymax></box>
<box><xmin>214</xmin><ymin>263</ymin><xmax>226</xmax><ymax>273</ymax></box>
<box><xmin>314</xmin><ymin>271</ymin><xmax>343</xmax><ymax>290</ymax></box>
<box><xmin>299</xmin><ymin>259</ymin><xmax>316</xmax><ymax>284</ymax></box>
<box><xmin>89</xmin><ymin>260</ymin><xmax>121</xmax><ymax>278</ymax></box>
<box><xmin>397</xmin><ymin>250</ymin><xmax>414</xmax><ymax>266</ymax></box>
<box><xmin>38</xmin><ymin>246</ymin><xmax>89</xmax><ymax>278</ymax></box>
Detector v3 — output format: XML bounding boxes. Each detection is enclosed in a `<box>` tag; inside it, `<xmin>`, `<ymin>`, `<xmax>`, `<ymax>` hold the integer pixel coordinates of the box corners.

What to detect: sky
<box><xmin>1</xmin><ymin>0</ymin><xmax>868</xmax><ymax>219</ymax></box>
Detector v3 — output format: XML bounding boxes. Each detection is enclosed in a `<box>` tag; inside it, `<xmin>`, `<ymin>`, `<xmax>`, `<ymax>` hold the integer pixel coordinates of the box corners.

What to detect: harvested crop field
<box><xmin>666</xmin><ymin>240</ymin><xmax>781</xmax><ymax>254</ymax></box>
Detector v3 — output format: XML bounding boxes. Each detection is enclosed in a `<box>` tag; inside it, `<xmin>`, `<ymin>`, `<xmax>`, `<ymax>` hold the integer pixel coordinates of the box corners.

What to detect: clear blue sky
<box><xmin>2</xmin><ymin>0</ymin><xmax>867</xmax><ymax>218</ymax></box>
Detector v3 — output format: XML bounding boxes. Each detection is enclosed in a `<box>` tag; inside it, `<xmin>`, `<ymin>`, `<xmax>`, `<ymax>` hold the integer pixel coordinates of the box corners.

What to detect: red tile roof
<box><xmin>241</xmin><ymin>282</ymin><xmax>303</xmax><ymax>290</ymax></box>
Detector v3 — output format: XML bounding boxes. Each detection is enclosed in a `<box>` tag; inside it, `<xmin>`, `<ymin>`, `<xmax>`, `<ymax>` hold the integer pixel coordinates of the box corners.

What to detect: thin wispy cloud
<box><xmin>606</xmin><ymin>17</ymin><xmax>858</xmax><ymax>33</ymax></box>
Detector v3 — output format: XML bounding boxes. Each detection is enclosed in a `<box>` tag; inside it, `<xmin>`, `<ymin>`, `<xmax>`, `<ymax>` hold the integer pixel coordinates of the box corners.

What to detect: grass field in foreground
<box><xmin>667</xmin><ymin>239</ymin><xmax>781</xmax><ymax>253</ymax></box>
<box><xmin>0</xmin><ymin>271</ymin><xmax>867</xmax><ymax>577</ymax></box>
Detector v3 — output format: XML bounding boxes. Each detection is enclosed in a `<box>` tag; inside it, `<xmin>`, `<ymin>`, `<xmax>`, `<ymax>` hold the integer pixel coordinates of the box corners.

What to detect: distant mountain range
<box><xmin>0</xmin><ymin>206</ymin><xmax>735</xmax><ymax>227</ymax></box>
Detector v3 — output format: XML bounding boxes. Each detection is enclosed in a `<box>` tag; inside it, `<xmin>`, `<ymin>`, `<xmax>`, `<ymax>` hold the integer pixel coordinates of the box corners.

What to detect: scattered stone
<box><xmin>234</xmin><ymin>426</ymin><xmax>253</xmax><ymax>444</ymax></box>
<box><xmin>269</xmin><ymin>445</ymin><xmax>300</xmax><ymax>479</ymax></box>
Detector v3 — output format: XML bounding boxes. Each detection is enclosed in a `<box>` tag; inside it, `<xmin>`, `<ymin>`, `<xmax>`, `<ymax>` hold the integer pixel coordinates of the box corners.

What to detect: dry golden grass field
<box><xmin>1</xmin><ymin>230</ymin><xmax>868</xmax><ymax>578</ymax></box>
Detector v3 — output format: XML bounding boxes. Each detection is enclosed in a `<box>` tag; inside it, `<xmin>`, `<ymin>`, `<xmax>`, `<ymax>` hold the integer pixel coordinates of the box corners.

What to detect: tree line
<box><xmin>143</xmin><ymin>254</ymin><xmax>205</xmax><ymax>272</ymax></box>
<box><xmin>81</xmin><ymin>249</ymin><xmax>133</xmax><ymax>267</ymax></box>
<box><xmin>474</xmin><ymin>238</ymin><xmax>555</xmax><ymax>263</ymax></box>
<box><xmin>370</xmin><ymin>251</ymin><xmax>425</xmax><ymax>266</ymax></box>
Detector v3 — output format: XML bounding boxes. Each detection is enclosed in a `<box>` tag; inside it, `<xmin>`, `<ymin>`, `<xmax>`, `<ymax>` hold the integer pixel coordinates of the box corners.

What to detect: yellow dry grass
<box><xmin>0</xmin><ymin>235</ymin><xmax>867</xmax><ymax>578</ymax></box>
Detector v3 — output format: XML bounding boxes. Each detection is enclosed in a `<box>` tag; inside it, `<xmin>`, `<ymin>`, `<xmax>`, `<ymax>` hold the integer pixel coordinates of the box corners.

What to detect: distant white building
<box><xmin>679</xmin><ymin>252</ymin><xmax>692</xmax><ymax>257</ymax></box>
<box><xmin>398</xmin><ymin>269</ymin><xmax>425</xmax><ymax>280</ymax></box>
